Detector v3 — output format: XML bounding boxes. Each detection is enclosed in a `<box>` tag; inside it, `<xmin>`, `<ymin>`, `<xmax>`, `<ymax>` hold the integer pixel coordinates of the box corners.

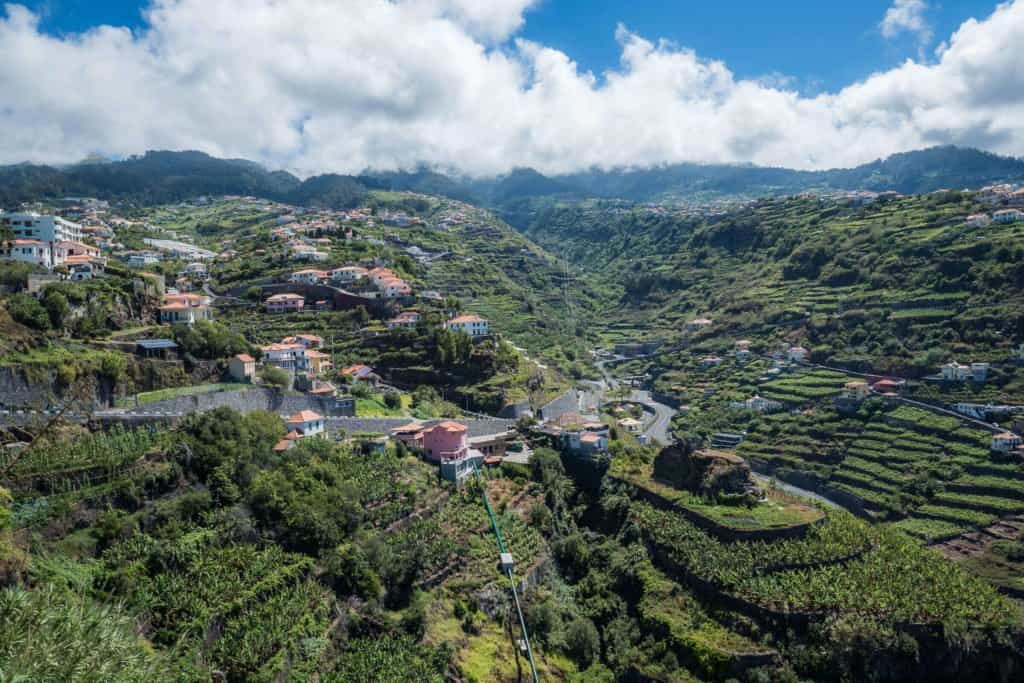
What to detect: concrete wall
<box><xmin>538</xmin><ymin>389</ymin><xmax>580</xmax><ymax>422</ymax></box>
<box><xmin>122</xmin><ymin>386</ymin><xmax>354</xmax><ymax>417</ymax></box>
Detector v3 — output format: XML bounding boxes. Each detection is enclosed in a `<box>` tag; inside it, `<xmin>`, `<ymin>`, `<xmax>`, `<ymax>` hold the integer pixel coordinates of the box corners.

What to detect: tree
<box><xmin>173</xmin><ymin>320</ymin><xmax>251</xmax><ymax>360</ymax></box>
<box><xmin>565</xmin><ymin>617</ymin><xmax>600</xmax><ymax>668</ymax></box>
<box><xmin>6</xmin><ymin>293</ymin><xmax>50</xmax><ymax>330</ymax></box>
<box><xmin>41</xmin><ymin>288</ymin><xmax>70</xmax><ymax>331</ymax></box>
<box><xmin>259</xmin><ymin>364</ymin><xmax>290</xmax><ymax>389</ymax></box>
<box><xmin>383</xmin><ymin>391</ymin><xmax>402</xmax><ymax>410</ymax></box>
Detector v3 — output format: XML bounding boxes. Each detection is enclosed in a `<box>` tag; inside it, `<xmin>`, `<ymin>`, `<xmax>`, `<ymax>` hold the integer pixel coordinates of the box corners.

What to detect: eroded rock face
<box><xmin>653</xmin><ymin>442</ymin><xmax>756</xmax><ymax>499</ymax></box>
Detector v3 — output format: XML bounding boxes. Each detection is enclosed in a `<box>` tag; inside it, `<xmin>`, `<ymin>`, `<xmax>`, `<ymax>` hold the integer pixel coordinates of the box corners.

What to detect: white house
<box><xmin>993</xmin><ymin>209</ymin><xmax>1023</xmax><ymax>224</ymax></box>
<box><xmin>286</xmin><ymin>410</ymin><xmax>325</xmax><ymax>438</ymax></box>
<box><xmin>160</xmin><ymin>293</ymin><xmax>213</xmax><ymax>326</ymax></box>
<box><xmin>787</xmin><ymin>346</ymin><xmax>808</xmax><ymax>362</ymax></box>
<box><xmin>330</xmin><ymin>266</ymin><xmax>368</xmax><ymax>283</ymax></box>
<box><xmin>290</xmin><ymin>269</ymin><xmax>328</xmax><ymax>284</ymax></box>
<box><xmin>941</xmin><ymin>362</ymin><xmax>971</xmax><ymax>381</ymax></box>
<box><xmin>180</xmin><ymin>262</ymin><xmax>209</xmax><ymax>281</ymax></box>
<box><xmin>686</xmin><ymin>317</ymin><xmax>713</xmax><ymax>331</ymax></box>
<box><xmin>291</xmin><ymin>246</ymin><xmax>328</xmax><ymax>261</ymax></box>
<box><xmin>260</xmin><ymin>342</ymin><xmax>307</xmax><ymax>370</ymax></box>
<box><xmin>941</xmin><ymin>361</ymin><xmax>988</xmax><ymax>382</ymax></box>
<box><xmin>380</xmin><ymin>277</ymin><xmax>412</xmax><ymax>298</ymax></box>
<box><xmin>1</xmin><ymin>239</ymin><xmax>52</xmax><ymax>267</ymax></box>
<box><xmin>971</xmin><ymin>362</ymin><xmax>990</xmax><ymax>382</ymax></box>
<box><xmin>730</xmin><ymin>395</ymin><xmax>783</xmax><ymax>413</ymax></box>
<box><xmin>991</xmin><ymin>432</ymin><xmax>1023</xmax><ymax>452</ymax></box>
<box><xmin>126</xmin><ymin>251</ymin><xmax>162</xmax><ymax>267</ymax></box>
<box><xmin>965</xmin><ymin>214</ymin><xmax>992</xmax><ymax>228</ymax></box>
<box><xmin>445</xmin><ymin>314</ymin><xmax>489</xmax><ymax>337</ymax></box>
<box><xmin>68</xmin><ymin>259</ymin><xmax>104</xmax><ymax>281</ymax></box>
<box><xmin>618</xmin><ymin>417</ymin><xmax>643</xmax><ymax>433</ymax></box>
<box><xmin>386</xmin><ymin>310</ymin><xmax>421</xmax><ymax>330</ymax></box>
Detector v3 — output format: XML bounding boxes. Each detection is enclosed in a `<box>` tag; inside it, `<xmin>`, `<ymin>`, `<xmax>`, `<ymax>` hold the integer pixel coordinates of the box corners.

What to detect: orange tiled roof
<box><xmin>286</xmin><ymin>410</ymin><xmax>323</xmax><ymax>424</ymax></box>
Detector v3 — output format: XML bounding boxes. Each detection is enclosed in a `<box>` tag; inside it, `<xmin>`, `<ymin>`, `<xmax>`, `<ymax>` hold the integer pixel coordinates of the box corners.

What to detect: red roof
<box><xmin>273</xmin><ymin>439</ymin><xmax>294</xmax><ymax>451</ymax></box>
<box><xmin>449</xmin><ymin>314</ymin><xmax>486</xmax><ymax>324</ymax></box>
<box><xmin>234</xmin><ymin>353</ymin><xmax>255</xmax><ymax>363</ymax></box>
<box><xmin>286</xmin><ymin>410</ymin><xmax>323</xmax><ymax>424</ymax></box>
<box><xmin>433</xmin><ymin>421</ymin><xmax>468</xmax><ymax>432</ymax></box>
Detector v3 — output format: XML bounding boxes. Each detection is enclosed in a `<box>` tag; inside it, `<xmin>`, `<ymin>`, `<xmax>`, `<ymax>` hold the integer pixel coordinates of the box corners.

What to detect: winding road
<box><xmin>584</xmin><ymin>357</ymin><xmax>679</xmax><ymax>446</ymax></box>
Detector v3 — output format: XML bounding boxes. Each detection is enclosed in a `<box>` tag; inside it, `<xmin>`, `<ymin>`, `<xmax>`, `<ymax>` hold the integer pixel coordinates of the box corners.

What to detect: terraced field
<box><xmin>759</xmin><ymin>369</ymin><xmax>855</xmax><ymax>404</ymax></box>
<box><xmin>737</xmin><ymin>400</ymin><xmax>1024</xmax><ymax>544</ymax></box>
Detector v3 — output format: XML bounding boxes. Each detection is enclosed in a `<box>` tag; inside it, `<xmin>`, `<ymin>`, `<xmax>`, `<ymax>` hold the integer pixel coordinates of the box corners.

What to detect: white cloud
<box><xmin>0</xmin><ymin>0</ymin><xmax>1022</xmax><ymax>176</ymax></box>
<box><xmin>880</xmin><ymin>0</ymin><xmax>932</xmax><ymax>44</ymax></box>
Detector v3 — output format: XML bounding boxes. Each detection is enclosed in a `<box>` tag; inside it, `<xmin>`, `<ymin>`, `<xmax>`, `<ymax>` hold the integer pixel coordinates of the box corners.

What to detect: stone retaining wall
<box><xmin>120</xmin><ymin>386</ymin><xmax>354</xmax><ymax>417</ymax></box>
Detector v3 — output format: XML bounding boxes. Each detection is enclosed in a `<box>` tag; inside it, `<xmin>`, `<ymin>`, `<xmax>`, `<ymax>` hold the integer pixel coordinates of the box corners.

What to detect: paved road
<box><xmin>751</xmin><ymin>473</ymin><xmax>841</xmax><ymax>509</ymax></box>
<box><xmin>587</xmin><ymin>360</ymin><xmax>678</xmax><ymax>445</ymax></box>
<box><xmin>629</xmin><ymin>389</ymin><xmax>676</xmax><ymax>445</ymax></box>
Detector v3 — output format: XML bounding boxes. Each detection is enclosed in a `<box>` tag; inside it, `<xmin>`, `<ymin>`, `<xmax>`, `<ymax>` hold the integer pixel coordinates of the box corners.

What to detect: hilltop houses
<box><xmin>289</xmin><ymin>244</ymin><xmax>328</xmax><ymax>261</ymax></box>
<box><xmin>286</xmin><ymin>410</ymin><xmax>326</xmax><ymax>438</ymax></box>
<box><xmin>993</xmin><ymin>209</ymin><xmax>1023</xmax><ymax>224</ymax></box>
<box><xmin>730</xmin><ymin>395</ymin><xmax>783</xmax><ymax>413</ymax></box>
<box><xmin>260</xmin><ymin>336</ymin><xmax>331</xmax><ymax>374</ymax></box>
<box><xmin>871</xmin><ymin>378</ymin><xmax>906</xmax><ymax>396</ymax></box>
<box><xmin>229</xmin><ymin>353</ymin><xmax>256</xmax><ymax>382</ymax></box>
<box><xmin>734</xmin><ymin>340</ymin><xmax>752</xmax><ymax>362</ymax></box>
<box><xmin>341</xmin><ymin>363</ymin><xmax>380</xmax><ymax>385</ymax></box>
<box><xmin>159</xmin><ymin>293</ymin><xmax>213</xmax><ymax>326</ymax></box>
<box><xmin>965</xmin><ymin>213</ymin><xmax>992</xmax><ymax>228</ymax></box>
<box><xmin>386</xmin><ymin>310</ymin><xmax>421</xmax><ymax>330</ymax></box>
<box><xmin>290</xmin><ymin>269</ymin><xmax>329</xmax><ymax>284</ymax></box>
<box><xmin>0</xmin><ymin>213</ymin><xmax>111</xmax><ymax>273</ymax></box>
<box><xmin>2</xmin><ymin>239</ymin><xmax>53</xmax><ymax>268</ymax></box>
<box><xmin>941</xmin><ymin>361</ymin><xmax>989</xmax><ymax>383</ymax></box>
<box><xmin>541</xmin><ymin>412</ymin><xmax>610</xmax><ymax>457</ymax></box>
<box><xmin>389</xmin><ymin>420</ymin><xmax>485</xmax><ymax>482</ymax></box>
<box><xmin>445</xmin><ymin>314</ymin><xmax>489</xmax><ymax>337</ymax></box>
<box><xmin>330</xmin><ymin>265</ymin><xmax>368</xmax><ymax>284</ymax></box>
<box><xmin>265</xmin><ymin>293</ymin><xmax>305</xmax><ymax>313</ymax></box>
<box><xmin>991</xmin><ymin>432</ymin><xmax>1023</xmax><ymax>453</ymax></box>
<box><xmin>275</xmin><ymin>410</ymin><xmax>327</xmax><ymax>450</ymax></box>
<box><xmin>843</xmin><ymin>381</ymin><xmax>871</xmax><ymax>400</ymax></box>
<box><xmin>787</xmin><ymin>346</ymin><xmax>808</xmax><ymax>362</ymax></box>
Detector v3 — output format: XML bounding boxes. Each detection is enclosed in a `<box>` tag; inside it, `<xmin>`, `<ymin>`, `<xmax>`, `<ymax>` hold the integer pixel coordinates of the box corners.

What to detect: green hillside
<box><xmin>521</xmin><ymin>190</ymin><xmax>1024</xmax><ymax>377</ymax></box>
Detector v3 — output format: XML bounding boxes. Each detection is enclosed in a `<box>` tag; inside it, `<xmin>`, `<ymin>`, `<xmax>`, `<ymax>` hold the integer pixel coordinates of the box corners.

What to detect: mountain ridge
<box><xmin>1</xmin><ymin>146</ymin><xmax>1022</xmax><ymax>210</ymax></box>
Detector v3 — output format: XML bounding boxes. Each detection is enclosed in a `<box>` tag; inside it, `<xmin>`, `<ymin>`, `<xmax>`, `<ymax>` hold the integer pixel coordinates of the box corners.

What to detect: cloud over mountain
<box><xmin>0</xmin><ymin>0</ymin><xmax>1023</xmax><ymax>175</ymax></box>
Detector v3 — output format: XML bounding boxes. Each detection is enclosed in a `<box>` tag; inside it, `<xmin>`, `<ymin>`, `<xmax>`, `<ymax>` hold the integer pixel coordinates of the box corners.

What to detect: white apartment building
<box><xmin>1</xmin><ymin>212</ymin><xmax>83</xmax><ymax>243</ymax></box>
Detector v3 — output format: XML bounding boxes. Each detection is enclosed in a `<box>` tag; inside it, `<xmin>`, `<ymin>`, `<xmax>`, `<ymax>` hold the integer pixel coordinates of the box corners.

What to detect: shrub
<box><xmin>5</xmin><ymin>293</ymin><xmax>50</xmax><ymax>330</ymax></box>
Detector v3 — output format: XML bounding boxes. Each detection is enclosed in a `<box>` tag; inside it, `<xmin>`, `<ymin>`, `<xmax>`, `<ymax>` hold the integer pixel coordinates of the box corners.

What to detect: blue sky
<box><xmin>1</xmin><ymin>1</ymin><xmax>1022</xmax><ymax>174</ymax></box>
<box><xmin>21</xmin><ymin>0</ymin><xmax>997</xmax><ymax>93</ymax></box>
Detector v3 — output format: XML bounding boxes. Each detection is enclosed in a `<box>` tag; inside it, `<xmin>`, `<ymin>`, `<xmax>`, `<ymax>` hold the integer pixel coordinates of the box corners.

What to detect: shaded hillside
<box><xmin>524</xmin><ymin>190</ymin><xmax>1024</xmax><ymax>375</ymax></box>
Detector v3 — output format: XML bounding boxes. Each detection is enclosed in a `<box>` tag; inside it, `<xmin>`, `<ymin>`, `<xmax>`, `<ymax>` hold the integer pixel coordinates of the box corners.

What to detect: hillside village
<box><xmin>4</xmin><ymin>178</ymin><xmax>1024</xmax><ymax>681</ymax></box>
